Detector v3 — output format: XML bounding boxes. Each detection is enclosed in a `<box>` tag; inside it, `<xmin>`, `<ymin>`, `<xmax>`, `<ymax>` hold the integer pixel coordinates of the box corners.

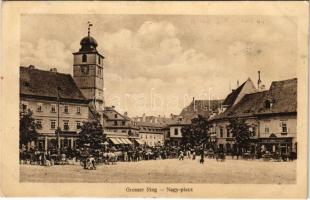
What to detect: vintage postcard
<box><xmin>0</xmin><ymin>1</ymin><xmax>308</xmax><ymax>198</ymax></box>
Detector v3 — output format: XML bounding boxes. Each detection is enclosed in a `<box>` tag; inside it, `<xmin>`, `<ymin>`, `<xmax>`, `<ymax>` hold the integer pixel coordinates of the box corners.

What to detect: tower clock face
<box><xmin>81</xmin><ymin>66</ymin><xmax>89</xmax><ymax>74</ymax></box>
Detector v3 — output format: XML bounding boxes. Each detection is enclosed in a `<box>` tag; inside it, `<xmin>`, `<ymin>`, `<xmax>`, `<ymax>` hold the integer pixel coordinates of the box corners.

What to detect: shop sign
<box><xmin>260</xmin><ymin>138</ymin><xmax>291</xmax><ymax>144</ymax></box>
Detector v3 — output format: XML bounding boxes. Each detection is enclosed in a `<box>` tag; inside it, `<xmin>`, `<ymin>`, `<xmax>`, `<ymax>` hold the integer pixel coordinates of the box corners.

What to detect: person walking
<box><xmin>179</xmin><ymin>150</ymin><xmax>184</xmax><ymax>160</ymax></box>
<box><xmin>192</xmin><ymin>151</ymin><xmax>196</xmax><ymax>160</ymax></box>
<box><xmin>200</xmin><ymin>148</ymin><xmax>205</xmax><ymax>164</ymax></box>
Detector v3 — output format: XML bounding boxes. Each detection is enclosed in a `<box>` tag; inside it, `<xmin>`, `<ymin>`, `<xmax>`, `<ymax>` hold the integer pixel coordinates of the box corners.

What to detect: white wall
<box><xmin>259</xmin><ymin>115</ymin><xmax>296</xmax><ymax>138</ymax></box>
<box><xmin>169</xmin><ymin>126</ymin><xmax>183</xmax><ymax>138</ymax></box>
<box><xmin>21</xmin><ymin>98</ymin><xmax>89</xmax><ymax>134</ymax></box>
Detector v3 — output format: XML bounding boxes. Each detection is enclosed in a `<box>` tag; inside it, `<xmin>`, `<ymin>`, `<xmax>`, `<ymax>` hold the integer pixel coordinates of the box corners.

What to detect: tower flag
<box><xmin>87</xmin><ymin>21</ymin><xmax>93</xmax><ymax>36</ymax></box>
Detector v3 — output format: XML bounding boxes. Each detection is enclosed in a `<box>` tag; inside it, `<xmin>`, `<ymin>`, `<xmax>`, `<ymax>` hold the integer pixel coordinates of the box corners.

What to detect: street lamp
<box><xmin>56</xmin><ymin>86</ymin><xmax>62</xmax><ymax>155</ymax></box>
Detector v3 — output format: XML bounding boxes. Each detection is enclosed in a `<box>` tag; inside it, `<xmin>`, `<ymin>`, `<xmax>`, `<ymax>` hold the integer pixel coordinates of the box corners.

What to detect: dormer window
<box><xmin>23</xmin><ymin>82</ymin><xmax>30</xmax><ymax>87</ymax></box>
<box><xmin>265</xmin><ymin>99</ymin><xmax>275</xmax><ymax>109</ymax></box>
<box><xmin>82</xmin><ymin>54</ymin><xmax>87</xmax><ymax>62</ymax></box>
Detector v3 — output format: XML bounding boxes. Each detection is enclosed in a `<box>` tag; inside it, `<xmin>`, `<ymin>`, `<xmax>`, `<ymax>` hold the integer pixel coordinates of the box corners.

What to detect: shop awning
<box><xmin>110</xmin><ymin>138</ymin><xmax>120</xmax><ymax>145</ymax></box>
<box><xmin>135</xmin><ymin>139</ymin><xmax>144</xmax><ymax>145</ymax></box>
<box><xmin>119</xmin><ymin>138</ymin><xmax>127</xmax><ymax>144</ymax></box>
<box><xmin>118</xmin><ymin>138</ymin><xmax>127</xmax><ymax>144</ymax></box>
<box><xmin>124</xmin><ymin>138</ymin><xmax>132</xmax><ymax>145</ymax></box>
<box><xmin>120</xmin><ymin>138</ymin><xmax>131</xmax><ymax>145</ymax></box>
<box><xmin>113</xmin><ymin>138</ymin><xmax>122</xmax><ymax>144</ymax></box>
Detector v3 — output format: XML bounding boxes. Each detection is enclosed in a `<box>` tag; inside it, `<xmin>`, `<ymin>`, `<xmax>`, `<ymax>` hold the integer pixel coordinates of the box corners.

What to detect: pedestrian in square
<box><xmin>200</xmin><ymin>149</ymin><xmax>204</xmax><ymax>164</ymax></box>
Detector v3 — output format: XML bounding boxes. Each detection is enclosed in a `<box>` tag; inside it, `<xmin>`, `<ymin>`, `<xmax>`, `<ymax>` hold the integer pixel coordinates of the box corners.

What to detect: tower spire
<box><xmin>87</xmin><ymin>21</ymin><xmax>93</xmax><ymax>37</ymax></box>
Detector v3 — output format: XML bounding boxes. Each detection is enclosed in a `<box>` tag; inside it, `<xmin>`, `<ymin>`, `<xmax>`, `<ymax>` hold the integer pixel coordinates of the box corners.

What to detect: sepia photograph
<box><xmin>1</xmin><ymin>1</ymin><xmax>308</xmax><ymax>198</ymax></box>
<box><xmin>19</xmin><ymin>13</ymin><xmax>298</xmax><ymax>184</ymax></box>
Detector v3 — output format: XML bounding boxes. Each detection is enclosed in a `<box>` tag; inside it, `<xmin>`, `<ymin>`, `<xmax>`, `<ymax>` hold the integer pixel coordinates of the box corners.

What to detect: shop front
<box><xmin>36</xmin><ymin>132</ymin><xmax>78</xmax><ymax>151</ymax></box>
<box><xmin>259</xmin><ymin>137</ymin><xmax>293</xmax><ymax>154</ymax></box>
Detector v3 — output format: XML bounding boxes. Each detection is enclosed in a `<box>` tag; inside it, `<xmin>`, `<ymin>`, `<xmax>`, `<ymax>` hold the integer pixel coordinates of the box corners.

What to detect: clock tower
<box><xmin>73</xmin><ymin>23</ymin><xmax>104</xmax><ymax>110</ymax></box>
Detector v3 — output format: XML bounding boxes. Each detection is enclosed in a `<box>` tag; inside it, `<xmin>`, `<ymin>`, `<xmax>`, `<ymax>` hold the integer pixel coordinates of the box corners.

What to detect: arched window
<box><xmin>82</xmin><ymin>54</ymin><xmax>87</xmax><ymax>62</ymax></box>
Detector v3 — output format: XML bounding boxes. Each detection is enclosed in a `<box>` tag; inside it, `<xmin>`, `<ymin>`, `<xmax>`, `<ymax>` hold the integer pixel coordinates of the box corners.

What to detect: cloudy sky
<box><xmin>21</xmin><ymin>14</ymin><xmax>297</xmax><ymax>117</ymax></box>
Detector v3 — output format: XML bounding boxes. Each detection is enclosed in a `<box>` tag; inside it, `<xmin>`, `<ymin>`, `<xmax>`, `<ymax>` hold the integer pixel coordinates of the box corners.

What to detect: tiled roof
<box><xmin>179</xmin><ymin>99</ymin><xmax>223</xmax><ymax>120</ymax></box>
<box><xmin>20</xmin><ymin>66</ymin><xmax>87</xmax><ymax>102</ymax></box>
<box><xmin>211</xmin><ymin>78</ymin><xmax>297</xmax><ymax>121</ymax></box>
<box><xmin>257</xmin><ymin>78</ymin><xmax>297</xmax><ymax>115</ymax></box>
<box><xmin>212</xmin><ymin>91</ymin><xmax>268</xmax><ymax>120</ymax></box>
<box><xmin>136</xmin><ymin>121</ymin><xmax>165</xmax><ymax>128</ymax></box>
<box><xmin>103</xmin><ymin>108</ymin><xmax>131</xmax><ymax>121</ymax></box>
<box><xmin>222</xmin><ymin>81</ymin><xmax>246</xmax><ymax>107</ymax></box>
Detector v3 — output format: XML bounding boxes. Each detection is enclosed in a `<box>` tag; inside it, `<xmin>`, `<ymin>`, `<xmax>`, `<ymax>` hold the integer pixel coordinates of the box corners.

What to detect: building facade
<box><xmin>20</xmin><ymin>29</ymin><xmax>106</xmax><ymax>150</ymax></box>
<box><xmin>209</xmin><ymin>78</ymin><xmax>297</xmax><ymax>155</ymax></box>
<box><xmin>137</xmin><ymin>122</ymin><xmax>165</xmax><ymax>147</ymax></box>
<box><xmin>20</xmin><ymin>66</ymin><xmax>90</xmax><ymax>150</ymax></box>
<box><xmin>103</xmin><ymin>106</ymin><xmax>140</xmax><ymax>145</ymax></box>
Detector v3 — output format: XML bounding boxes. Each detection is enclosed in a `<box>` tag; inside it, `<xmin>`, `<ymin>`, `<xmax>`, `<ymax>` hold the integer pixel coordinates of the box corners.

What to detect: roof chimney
<box><xmin>111</xmin><ymin>105</ymin><xmax>115</xmax><ymax>109</ymax></box>
<box><xmin>237</xmin><ymin>80</ymin><xmax>239</xmax><ymax>87</ymax></box>
<box><xmin>124</xmin><ymin>111</ymin><xmax>128</xmax><ymax>116</ymax></box>
<box><xmin>28</xmin><ymin>65</ymin><xmax>35</xmax><ymax>69</ymax></box>
<box><xmin>257</xmin><ymin>70</ymin><xmax>262</xmax><ymax>91</ymax></box>
<box><xmin>142</xmin><ymin>113</ymin><xmax>146</xmax><ymax>122</ymax></box>
<box><xmin>50</xmin><ymin>68</ymin><xmax>57</xmax><ymax>72</ymax></box>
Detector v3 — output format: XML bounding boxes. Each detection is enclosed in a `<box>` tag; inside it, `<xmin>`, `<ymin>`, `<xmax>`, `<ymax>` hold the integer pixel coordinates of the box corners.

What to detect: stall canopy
<box><xmin>109</xmin><ymin>138</ymin><xmax>120</xmax><ymax>145</ymax></box>
<box><xmin>115</xmin><ymin>138</ymin><xmax>123</xmax><ymax>144</ymax></box>
<box><xmin>121</xmin><ymin>138</ymin><xmax>128</xmax><ymax>144</ymax></box>
<box><xmin>135</xmin><ymin>139</ymin><xmax>144</xmax><ymax>145</ymax></box>
<box><xmin>124</xmin><ymin>139</ymin><xmax>133</xmax><ymax>145</ymax></box>
<box><xmin>117</xmin><ymin>138</ymin><xmax>126</xmax><ymax>144</ymax></box>
<box><xmin>109</xmin><ymin>138</ymin><xmax>133</xmax><ymax>145</ymax></box>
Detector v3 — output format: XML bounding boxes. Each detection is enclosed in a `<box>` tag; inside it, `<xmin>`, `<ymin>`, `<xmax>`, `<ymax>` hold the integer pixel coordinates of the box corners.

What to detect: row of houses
<box><xmin>19</xmin><ymin>30</ymin><xmax>297</xmax><ymax>154</ymax></box>
<box><xmin>165</xmin><ymin>78</ymin><xmax>297</xmax><ymax>155</ymax></box>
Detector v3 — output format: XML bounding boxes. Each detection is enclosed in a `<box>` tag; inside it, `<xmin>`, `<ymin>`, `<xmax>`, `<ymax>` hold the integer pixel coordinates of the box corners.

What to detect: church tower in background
<box><xmin>73</xmin><ymin>23</ymin><xmax>105</xmax><ymax>111</ymax></box>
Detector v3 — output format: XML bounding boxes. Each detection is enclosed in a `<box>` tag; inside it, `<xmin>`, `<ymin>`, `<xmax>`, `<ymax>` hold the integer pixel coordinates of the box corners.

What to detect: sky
<box><xmin>21</xmin><ymin>14</ymin><xmax>297</xmax><ymax>117</ymax></box>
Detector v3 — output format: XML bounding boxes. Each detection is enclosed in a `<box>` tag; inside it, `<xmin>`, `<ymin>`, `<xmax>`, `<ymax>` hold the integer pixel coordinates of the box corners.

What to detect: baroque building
<box><xmin>209</xmin><ymin>78</ymin><xmax>297</xmax><ymax>156</ymax></box>
<box><xmin>20</xmin><ymin>26</ymin><xmax>106</xmax><ymax>150</ymax></box>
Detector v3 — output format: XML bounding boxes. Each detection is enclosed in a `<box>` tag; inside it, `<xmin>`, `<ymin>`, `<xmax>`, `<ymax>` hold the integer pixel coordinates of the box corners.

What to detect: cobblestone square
<box><xmin>20</xmin><ymin>158</ymin><xmax>296</xmax><ymax>184</ymax></box>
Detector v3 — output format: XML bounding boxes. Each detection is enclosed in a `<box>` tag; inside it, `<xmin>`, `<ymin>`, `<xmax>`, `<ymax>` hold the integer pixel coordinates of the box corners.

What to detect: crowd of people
<box><xmin>19</xmin><ymin>142</ymin><xmax>296</xmax><ymax>169</ymax></box>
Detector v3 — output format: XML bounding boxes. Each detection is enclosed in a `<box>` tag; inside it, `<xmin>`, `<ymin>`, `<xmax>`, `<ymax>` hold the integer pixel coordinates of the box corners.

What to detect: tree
<box><xmin>227</xmin><ymin>118</ymin><xmax>253</xmax><ymax>151</ymax></box>
<box><xmin>77</xmin><ymin>120</ymin><xmax>106</xmax><ymax>149</ymax></box>
<box><xmin>181</xmin><ymin>115</ymin><xmax>210</xmax><ymax>148</ymax></box>
<box><xmin>19</xmin><ymin>109</ymin><xmax>38</xmax><ymax>148</ymax></box>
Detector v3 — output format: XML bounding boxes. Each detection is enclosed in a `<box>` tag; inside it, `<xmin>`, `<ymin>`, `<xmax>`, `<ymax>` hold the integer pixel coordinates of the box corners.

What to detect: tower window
<box><xmin>82</xmin><ymin>54</ymin><xmax>87</xmax><ymax>62</ymax></box>
<box><xmin>98</xmin><ymin>56</ymin><xmax>101</xmax><ymax>64</ymax></box>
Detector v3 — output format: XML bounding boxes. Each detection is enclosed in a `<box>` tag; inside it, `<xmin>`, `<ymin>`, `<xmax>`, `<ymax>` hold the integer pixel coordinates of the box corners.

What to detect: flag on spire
<box><xmin>87</xmin><ymin>21</ymin><xmax>93</xmax><ymax>36</ymax></box>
